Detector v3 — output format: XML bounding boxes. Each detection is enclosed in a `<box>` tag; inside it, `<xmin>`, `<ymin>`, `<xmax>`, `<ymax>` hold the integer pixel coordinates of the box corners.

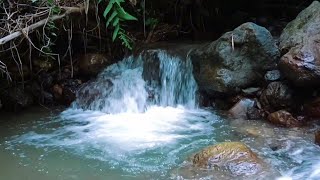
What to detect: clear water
<box><xmin>0</xmin><ymin>50</ymin><xmax>320</xmax><ymax>180</ymax></box>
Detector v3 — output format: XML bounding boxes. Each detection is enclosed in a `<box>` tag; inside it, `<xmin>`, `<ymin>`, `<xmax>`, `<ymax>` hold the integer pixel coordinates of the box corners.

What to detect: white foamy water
<box><xmin>2</xmin><ymin>49</ymin><xmax>320</xmax><ymax>179</ymax></box>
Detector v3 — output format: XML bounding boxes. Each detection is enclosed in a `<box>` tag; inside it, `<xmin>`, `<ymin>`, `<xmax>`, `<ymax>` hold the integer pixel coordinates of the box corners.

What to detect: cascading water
<box><xmin>71</xmin><ymin>50</ymin><xmax>197</xmax><ymax>113</ymax></box>
<box><xmin>1</xmin><ymin>49</ymin><xmax>320</xmax><ymax>180</ymax></box>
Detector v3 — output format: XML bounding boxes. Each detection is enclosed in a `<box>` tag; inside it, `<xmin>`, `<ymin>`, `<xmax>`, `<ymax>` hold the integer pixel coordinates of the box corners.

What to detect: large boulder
<box><xmin>78</xmin><ymin>53</ymin><xmax>110</xmax><ymax>76</ymax></box>
<box><xmin>192</xmin><ymin>142</ymin><xmax>265</xmax><ymax>176</ymax></box>
<box><xmin>190</xmin><ymin>22</ymin><xmax>279</xmax><ymax>95</ymax></box>
<box><xmin>279</xmin><ymin>1</ymin><xmax>320</xmax><ymax>87</ymax></box>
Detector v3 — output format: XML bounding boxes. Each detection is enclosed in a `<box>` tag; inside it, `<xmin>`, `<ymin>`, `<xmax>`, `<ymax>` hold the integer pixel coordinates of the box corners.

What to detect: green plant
<box><xmin>99</xmin><ymin>0</ymin><xmax>138</xmax><ymax>50</ymax></box>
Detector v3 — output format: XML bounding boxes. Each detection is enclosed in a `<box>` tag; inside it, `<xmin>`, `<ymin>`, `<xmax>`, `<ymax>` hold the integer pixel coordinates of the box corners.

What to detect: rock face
<box><xmin>79</xmin><ymin>53</ymin><xmax>110</xmax><ymax>76</ymax></box>
<box><xmin>267</xmin><ymin>110</ymin><xmax>301</xmax><ymax>127</ymax></box>
<box><xmin>279</xmin><ymin>1</ymin><xmax>320</xmax><ymax>87</ymax></box>
<box><xmin>260</xmin><ymin>82</ymin><xmax>293</xmax><ymax>111</ymax></box>
<box><xmin>0</xmin><ymin>87</ymin><xmax>34</xmax><ymax>111</ymax></box>
<box><xmin>192</xmin><ymin>142</ymin><xmax>264</xmax><ymax>176</ymax></box>
<box><xmin>190</xmin><ymin>22</ymin><xmax>279</xmax><ymax>95</ymax></box>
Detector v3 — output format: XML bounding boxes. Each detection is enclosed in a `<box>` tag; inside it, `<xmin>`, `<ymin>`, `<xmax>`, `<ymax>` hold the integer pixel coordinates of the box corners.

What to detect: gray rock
<box><xmin>264</xmin><ymin>70</ymin><xmax>281</xmax><ymax>81</ymax></box>
<box><xmin>190</xmin><ymin>22</ymin><xmax>279</xmax><ymax>95</ymax></box>
<box><xmin>229</xmin><ymin>98</ymin><xmax>255</xmax><ymax>119</ymax></box>
<box><xmin>279</xmin><ymin>1</ymin><xmax>320</xmax><ymax>87</ymax></box>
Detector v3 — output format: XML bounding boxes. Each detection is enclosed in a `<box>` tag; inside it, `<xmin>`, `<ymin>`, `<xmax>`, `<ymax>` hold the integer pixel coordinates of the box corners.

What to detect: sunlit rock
<box><xmin>192</xmin><ymin>142</ymin><xmax>264</xmax><ymax>176</ymax></box>
<box><xmin>279</xmin><ymin>1</ymin><xmax>320</xmax><ymax>87</ymax></box>
<box><xmin>190</xmin><ymin>22</ymin><xmax>279</xmax><ymax>95</ymax></box>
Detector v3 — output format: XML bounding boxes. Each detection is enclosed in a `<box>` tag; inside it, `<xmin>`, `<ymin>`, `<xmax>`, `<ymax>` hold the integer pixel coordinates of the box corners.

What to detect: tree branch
<box><xmin>0</xmin><ymin>6</ymin><xmax>85</xmax><ymax>45</ymax></box>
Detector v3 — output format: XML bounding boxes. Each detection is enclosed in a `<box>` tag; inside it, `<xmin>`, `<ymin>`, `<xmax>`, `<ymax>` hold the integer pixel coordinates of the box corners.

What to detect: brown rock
<box><xmin>279</xmin><ymin>1</ymin><xmax>320</xmax><ymax>87</ymax></box>
<box><xmin>267</xmin><ymin>110</ymin><xmax>301</xmax><ymax>127</ymax></box>
<box><xmin>79</xmin><ymin>53</ymin><xmax>110</xmax><ymax>76</ymax></box>
<box><xmin>315</xmin><ymin>131</ymin><xmax>320</xmax><ymax>146</ymax></box>
<box><xmin>192</xmin><ymin>142</ymin><xmax>264</xmax><ymax>176</ymax></box>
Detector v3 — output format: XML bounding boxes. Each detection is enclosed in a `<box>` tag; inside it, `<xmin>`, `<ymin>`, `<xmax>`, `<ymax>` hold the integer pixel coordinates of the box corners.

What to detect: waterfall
<box><xmin>72</xmin><ymin>50</ymin><xmax>198</xmax><ymax>113</ymax></box>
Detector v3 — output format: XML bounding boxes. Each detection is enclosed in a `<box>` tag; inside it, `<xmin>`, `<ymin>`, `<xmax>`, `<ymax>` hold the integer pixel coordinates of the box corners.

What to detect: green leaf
<box><xmin>112</xmin><ymin>17</ymin><xmax>120</xmax><ymax>27</ymax></box>
<box><xmin>103</xmin><ymin>0</ymin><xmax>115</xmax><ymax>18</ymax></box>
<box><xmin>115</xmin><ymin>4</ymin><xmax>138</xmax><ymax>21</ymax></box>
<box><xmin>112</xmin><ymin>25</ymin><xmax>120</xmax><ymax>41</ymax></box>
<box><xmin>106</xmin><ymin>10</ymin><xmax>118</xmax><ymax>28</ymax></box>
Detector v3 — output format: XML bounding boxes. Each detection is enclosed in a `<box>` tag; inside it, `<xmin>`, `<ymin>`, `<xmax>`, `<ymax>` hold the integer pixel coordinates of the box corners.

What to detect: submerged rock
<box><xmin>79</xmin><ymin>53</ymin><xmax>110</xmax><ymax>76</ymax></box>
<box><xmin>190</xmin><ymin>22</ymin><xmax>279</xmax><ymax>95</ymax></box>
<box><xmin>267</xmin><ymin>110</ymin><xmax>301</xmax><ymax>127</ymax></box>
<box><xmin>192</xmin><ymin>142</ymin><xmax>264</xmax><ymax>176</ymax></box>
<box><xmin>279</xmin><ymin>1</ymin><xmax>320</xmax><ymax>87</ymax></box>
<box><xmin>260</xmin><ymin>82</ymin><xmax>293</xmax><ymax>111</ymax></box>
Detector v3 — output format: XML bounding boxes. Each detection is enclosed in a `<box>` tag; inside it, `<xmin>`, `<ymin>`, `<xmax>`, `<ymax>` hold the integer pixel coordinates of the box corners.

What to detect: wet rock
<box><xmin>190</xmin><ymin>22</ymin><xmax>279</xmax><ymax>95</ymax></box>
<box><xmin>192</xmin><ymin>142</ymin><xmax>264</xmax><ymax>176</ymax></box>
<box><xmin>61</xmin><ymin>79</ymin><xmax>82</xmax><ymax>105</ymax></box>
<box><xmin>264</xmin><ymin>70</ymin><xmax>281</xmax><ymax>81</ymax></box>
<box><xmin>79</xmin><ymin>53</ymin><xmax>110</xmax><ymax>76</ymax></box>
<box><xmin>229</xmin><ymin>98</ymin><xmax>255</xmax><ymax>119</ymax></box>
<box><xmin>260</xmin><ymin>82</ymin><xmax>293</xmax><ymax>111</ymax></box>
<box><xmin>0</xmin><ymin>87</ymin><xmax>34</xmax><ymax>111</ymax></box>
<box><xmin>279</xmin><ymin>1</ymin><xmax>320</xmax><ymax>87</ymax></box>
<box><xmin>74</xmin><ymin>79</ymin><xmax>113</xmax><ymax>109</ymax></box>
<box><xmin>315</xmin><ymin>131</ymin><xmax>320</xmax><ymax>146</ymax></box>
<box><xmin>267</xmin><ymin>110</ymin><xmax>301</xmax><ymax>127</ymax></box>
<box><xmin>304</xmin><ymin>97</ymin><xmax>320</xmax><ymax>118</ymax></box>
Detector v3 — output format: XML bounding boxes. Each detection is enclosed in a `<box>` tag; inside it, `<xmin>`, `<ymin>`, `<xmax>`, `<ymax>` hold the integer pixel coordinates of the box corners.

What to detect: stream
<box><xmin>0</xmin><ymin>50</ymin><xmax>320</xmax><ymax>180</ymax></box>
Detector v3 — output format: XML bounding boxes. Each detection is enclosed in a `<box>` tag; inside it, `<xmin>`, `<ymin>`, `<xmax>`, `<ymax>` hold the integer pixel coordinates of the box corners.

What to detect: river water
<box><xmin>0</xmin><ymin>50</ymin><xmax>319</xmax><ymax>180</ymax></box>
